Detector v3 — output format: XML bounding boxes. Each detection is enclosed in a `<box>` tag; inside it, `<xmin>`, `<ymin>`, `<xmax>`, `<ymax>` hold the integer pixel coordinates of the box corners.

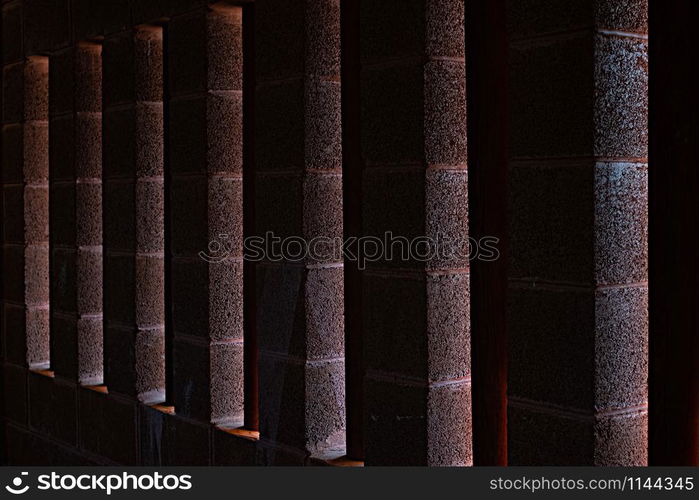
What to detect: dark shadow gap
<box><xmin>648</xmin><ymin>0</ymin><xmax>699</xmax><ymax>466</ymax></box>
<box><xmin>243</xmin><ymin>3</ymin><xmax>259</xmax><ymax>432</ymax></box>
<box><xmin>341</xmin><ymin>0</ymin><xmax>364</xmax><ymax>461</ymax></box>
<box><xmin>163</xmin><ymin>22</ymin><xmax>174</xmax><ymax>407</ymax></box>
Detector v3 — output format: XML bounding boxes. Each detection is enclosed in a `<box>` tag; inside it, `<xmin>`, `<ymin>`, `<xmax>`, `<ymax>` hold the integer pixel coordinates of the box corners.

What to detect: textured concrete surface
<box><xmin>103</xmin><ymin>26</ymin><xmax>165</xmax><ymax>399</ymax></box>
<box><xmin>361</xmin><ymin>0</ymin><xmax>471</xmax><ymax>466</ymax></box>
<box><xmin>49</xmin><ymin>43</ymin><xmax>104</xmax><ymax>385</ymax></box>
<box><xmin>507</xmin><ymin>0</ymin><xmax>648</xmax><ymax>465</ymax></box>
<box><xmin>254</xmin><ymin>0</ymin><xmax>346</xmax><ymax>459</ymax></box>
<box><xmin>169</xmin><ymin>4</ymin><xmax>245</xmax><ymax>426</ymax></box>
<box><xmin>0</xmin><ymin>0</ymin><xmax>654</xmax><ymax>467</ymax></box>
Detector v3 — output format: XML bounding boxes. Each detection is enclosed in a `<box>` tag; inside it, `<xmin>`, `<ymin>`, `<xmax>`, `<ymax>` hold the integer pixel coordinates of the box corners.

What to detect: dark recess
<box><xmin>648</xmin><ymin>0</ymin><xmax>699</xmax><ymax>466</ymax></box>
<box><xmin>466</xmin><ymin>0</ymin><xmax>509</xmax><ymax>466</ymax></box>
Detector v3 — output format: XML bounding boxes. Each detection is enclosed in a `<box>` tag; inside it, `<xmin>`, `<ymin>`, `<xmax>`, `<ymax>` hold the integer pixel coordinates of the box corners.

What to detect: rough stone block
<box><xmin>304</xmin><ymin>80</ymin><xmax>342</xmax><ymax>171</ymax></box>
<box><xmin>427</xmin><ymin>382</ymin><xmax>472</xmax><ymax>465</ymax></box>
<box><xmin>426</xmin><ymin>272</ymin><xmax>470</xmax><ymax>382</ymax></box>
<box><xmin>305</xmin><ymin>267</ymin><xmax>344</xmax><ymax>360</ymax></box>
<box><xmin>135</xmin><ymin>178</ymin><xmax>164</xmax><ymax>253</ymax></box>
<box><xmin>593</xmin><ymin>35</ymin><xmax>648</xmax><ymax>158</ymax></box>
<box><xmin>424</xmin><ymin>60</ymin><xmax>467</xmax><ymax>166</ymax></box>
<box><xmin>425</xmin><ymin>169</ymin><xmax>469</xmax><ymax>270</ymax></box>
<box><xmin>75</xmin><ymin>181</ymin><xmax>102</xmax><ymax>246</ymax></box>
<box><xmin>305</xmin><ymin>0</ymin><xmax>340</xmax><ymax>77</ymax></box>
<box><xmin>208</xmin><ymin>5</ymin><xmax>243</xmax><ymax>91</ymax></box>
<box><xmin>594</xmin><ymin>286</ymin><xmax>648</xmax><ymax>410</ymax></box>
<box><xmin>594</xmin><ymin>162</ymin><xmax>647</xmax><ymax>285</ymax></box>
<box><xmin>208</xmin><ymin>259</ymin><xmax>244</xmax><ymax>342</ymax></box>
<box><xmin>207</xmin><ymin>92</ymin><xmax>243</xmax><ymax>174</ymax></box>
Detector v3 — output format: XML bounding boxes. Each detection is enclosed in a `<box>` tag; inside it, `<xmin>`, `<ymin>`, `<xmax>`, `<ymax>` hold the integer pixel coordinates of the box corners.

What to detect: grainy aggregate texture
<box><xmin>360</xmin><ymin>0</ymin><xmax>471</xmax><ymax>466</ymax></box>
<box><xmin>507</xmin><ymin>0</ymin><xmax>649</xmax><ymax>465</ymax></box>
<box><xmin>0</xmin><ymin>0</ymin><xmax>652</xmax><ymax>466</ymax></box>
<box><xmin>254</xmin><ymin>0</ymin><xmax>346</xmax><ymax>463</ymax></box>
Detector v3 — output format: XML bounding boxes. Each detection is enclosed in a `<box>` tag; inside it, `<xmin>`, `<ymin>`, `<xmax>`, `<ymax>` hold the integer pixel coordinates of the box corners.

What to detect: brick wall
<box><xmin>0</xmin><ymin>0</ymin><xmax>673</xmax><ymax>466</ymax></box>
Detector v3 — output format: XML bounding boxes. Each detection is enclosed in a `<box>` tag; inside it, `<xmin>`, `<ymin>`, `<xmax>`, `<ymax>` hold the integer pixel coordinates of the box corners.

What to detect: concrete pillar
<box><xmin>2</xmin><ymin>54</ymin><xmax>50</xmax><ymax>370</ymax></box>
<box><xmin>255</xmin><ymin>0</ymin><xmax>346</xmax><ymax>462</ymax></box>
<box><xmin>103</xmin><ymin>26</ymin><xmax>165</xmax><ymax>402</ymax></box>
<box><xmin>49</xmin><ymin>42</ymin><xmax>103</xmax><ymax>385</ymax></box>
<box><xmin>360</xmin><ymin>0</ymin><xmax>471</xmax><ymax>466</ymax></box>
<box><xmin>167</xmin><ymin>4</ymin><xmax>245</xmax><ymax>425</ymax></box>
<box><xmin>507</xmin><ymin>0</ymin><xmax>648</xmax><ymax>465</ymax></box>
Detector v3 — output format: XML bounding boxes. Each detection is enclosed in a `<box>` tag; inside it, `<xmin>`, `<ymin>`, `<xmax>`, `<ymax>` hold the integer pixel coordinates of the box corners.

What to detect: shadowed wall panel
<box><xmin>49</xmin><ymin>42</ymin><xmax>103</xmax><ymax>385</ymax></box>
<box><xmin>360</xmin><ymin>0</ymin><xmax>472</xmax><ymax>466</ymax></box>
<box><xmin>466</xmin><ymin>0</ymin><xmax>509</xmax><ymax>466</ymax></box>
<box><xmin>242</xmin><ymin>3</ymin><xmax>258</xmax><ymax>432</ymax></box>
<box><xmin>254</xmin><ymin>0</ymin><xmax>346</xmax><ymax>463</ymax></box>
<box><xmin>340</xmin><ymin>0</ymin><xmax>363</xmax><ymax>461</ymax></box>
<box><xmin>649</xmin><ymin>0</ymin><xmax>699</xmax><ymax>466</ymax></box>
<box><xmin>103</xmin><ymin>26</ymin><xmax>165</xmax><ymax>402</ymax></box>
<box><xmin>168</xmin><ymin>3</ymin><xmax>245</xmax><ymax>426</ymax></box>
<box><xmin>507</xmin><ymin>0</ymin><xmax>648</xmax><ymax>465</ymax></box>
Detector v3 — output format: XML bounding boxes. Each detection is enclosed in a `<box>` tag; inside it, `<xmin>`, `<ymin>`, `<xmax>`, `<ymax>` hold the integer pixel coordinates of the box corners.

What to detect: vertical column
<box><xmin>507</xmin><ymin>0</ymin><xmax>648</xmax><ymax>464</ymax></box>
<box><xmin>103</xmin><ymin>26</ymin><xmax>165</xmax><ymax>402</ymax></box>
<box><xmin>255</xmin><ymin>0</ymin><xmax>346</xmax><ymax>461</ymax></box>
<box><xmin>2</xmin><ymin>55</ymin><xmax>49</xmax><ymax>370</ymax></box>
<box><xmin>360</xmin><ymin>0</ymin><xmax>471</xmax><ymax>465</ymax></box>
<box><xmin>49</xmin><ymin>43</ymin><xmax>103</xmax><ymax>385</ymax></box>
<box><xmin>649</xmin><ymin>0</ymin><xmax>699</xmax><ymax>466</ymax></box>
<box><xmin>168</xmin><ymin>4</ymin><xmax>244</xmax><ymax>425</ymax></box>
